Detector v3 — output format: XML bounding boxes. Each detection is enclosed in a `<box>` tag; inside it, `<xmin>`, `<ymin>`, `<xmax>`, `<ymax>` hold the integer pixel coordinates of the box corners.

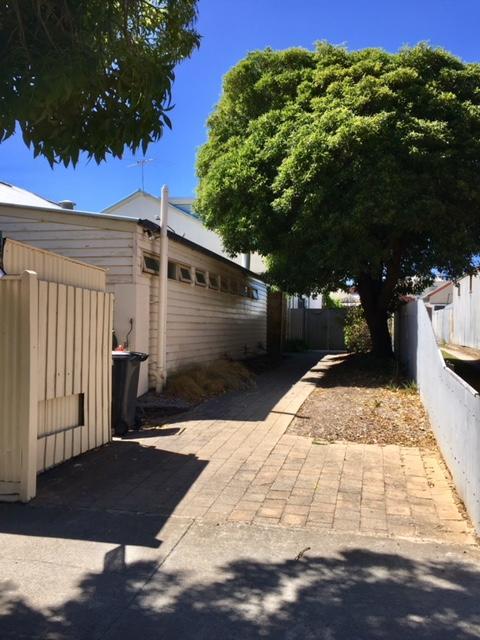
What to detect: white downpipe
<box><xmin>156</xmin><ymin>185</ymin><xmax>169</xmax><ymax>392</ymax></box>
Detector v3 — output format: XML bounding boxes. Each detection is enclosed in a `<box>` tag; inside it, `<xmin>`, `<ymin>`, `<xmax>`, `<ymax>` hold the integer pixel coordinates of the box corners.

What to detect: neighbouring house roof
<box><xmin>102</xmin><ymin>188</ymin><xmax>156</xmax><ymax>213</ymax></box>
<box><xmin>0</xmin><ymin>181</ymin><xmax>62</xmax><ymax>209</ymax></box>
<box><xmin>0</xmin><ymin>187</ymin><xmax>264</xmax><ymax>281</ymax></box>
<box><xmin>422</xmin><ymin>280</ymin><xmax>453</xmax><ymax>301</ymax></box>
<box><xmin>102</xmin><ymin>189</ymin><xmax>199</xmax><ymax>219</ymax></box>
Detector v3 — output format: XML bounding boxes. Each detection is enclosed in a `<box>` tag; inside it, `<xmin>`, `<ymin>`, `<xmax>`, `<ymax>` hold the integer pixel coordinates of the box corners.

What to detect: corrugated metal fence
<box><xmin>431</xmin><ymin>274</ymin><xmax>480</xmax><ymax>349</ymax></box>
<box><xmin>0</xmin><ymin>240</ymin><xmax>113</xmax><ymax>502</ymax></box>
<box><xmin>287</xmin><ymin>308</ymin><xmax>347</xmax><ymax>350</ymax></box>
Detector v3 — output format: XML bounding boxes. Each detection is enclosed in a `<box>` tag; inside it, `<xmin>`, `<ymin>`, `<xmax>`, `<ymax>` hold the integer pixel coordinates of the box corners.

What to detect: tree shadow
<box><xmin>0</xmin><ymin>441</ymin><xmax>207</xmax><ymax>548</ymax></box>
<box><xmin>302</xmin><ymin>352</ymin><xmax>405</xmax><ymax>391</ymax></box>
<box><xmin>162</xmin><ymin>351</ymin><xmax>325</xmax><ymax>424</ymax></box>
<box><xmin>1</xmin><ymin>545</ymin><xmax>479</xmax><ymax>639</ymax></box>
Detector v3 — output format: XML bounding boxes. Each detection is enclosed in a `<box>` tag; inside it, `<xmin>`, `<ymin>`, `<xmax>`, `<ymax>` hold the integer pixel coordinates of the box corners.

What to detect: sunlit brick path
<box><xmin>36</xmin><ymin>353</ymin><xmax>476</xmax><ymax>546</ymax></box>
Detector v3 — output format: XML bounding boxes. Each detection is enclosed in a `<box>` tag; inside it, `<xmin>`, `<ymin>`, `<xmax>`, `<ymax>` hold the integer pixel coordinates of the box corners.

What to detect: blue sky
<box><xmin>1</xmin><ymin>0</ymin><xmax>479</xmax><ymax>211</ymax></box>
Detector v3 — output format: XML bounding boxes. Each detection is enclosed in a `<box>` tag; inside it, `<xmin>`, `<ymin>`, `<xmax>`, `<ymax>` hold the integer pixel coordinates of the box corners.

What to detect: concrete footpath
<box><xmin>1</xmin><ymin>520</ymin><xmax>479</xmax><ymax>639</ymax></box>
<box><xmin>0</xmin><ymin>353</ymin><xmax>479</xmax><ymax>639</ymax></box>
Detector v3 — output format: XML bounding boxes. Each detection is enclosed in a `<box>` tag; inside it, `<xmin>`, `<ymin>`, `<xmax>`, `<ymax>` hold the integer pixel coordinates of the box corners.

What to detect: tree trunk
<box><xmin>363</xmin><ymin>307</ymin><xmax>393</xmax><ymax>358</ymax></box>
<box><xmin>357</xmin><ymin>275</ymin><xmax>393</xmax><ymax>358</ymax></box>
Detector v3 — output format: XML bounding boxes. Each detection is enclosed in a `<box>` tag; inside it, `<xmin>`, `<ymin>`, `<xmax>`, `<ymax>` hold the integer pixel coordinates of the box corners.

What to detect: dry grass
<box><xmin>165</xmin><ymin>359</ymin><xmax>254</xmax><ymax>403</ymax></box>
<box><xmin>289</xmin><ymin>353</ymin><xmax>435</xmax><ymax>448</ymax></box>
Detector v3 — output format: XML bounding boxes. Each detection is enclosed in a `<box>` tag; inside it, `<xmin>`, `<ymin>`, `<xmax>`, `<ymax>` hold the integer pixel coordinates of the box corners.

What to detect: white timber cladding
<box><xmin>3</xmin><ymin>238</ymin><xmax>106</xmax><ymax>290</ymax></box>
<box><xmin>0</xmin><ymin>205</ymin><xmax>268</xmax><ymax>397</ymax></box>
<box><xmin>0</xmin><ymin>206</ymin><xmax>136</xmax><ymax>286</ymax></box>
<box><xmin>0</xmin><ymin>240</ymin><xmax>113</xmax><ymax>502</ymax></box>
<box><xmin>136</xmin><ymin>228</ymin><xmax>267</xmax><ymax>387</ymax></box>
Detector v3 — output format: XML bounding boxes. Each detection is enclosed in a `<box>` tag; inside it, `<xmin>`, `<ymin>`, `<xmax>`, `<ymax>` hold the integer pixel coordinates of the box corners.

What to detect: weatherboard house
<box><xmin>0</xmin><ymin>182</ymin><xmax>267</xmax><ymax>395</ymax></box>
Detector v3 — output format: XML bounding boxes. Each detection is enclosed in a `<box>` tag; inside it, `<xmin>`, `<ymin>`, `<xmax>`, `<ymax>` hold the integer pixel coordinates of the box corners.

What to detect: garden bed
<box><xmin>288</xmin><ymin>353</ymin><xmax>436</xmax><ymax>448</ymax></box>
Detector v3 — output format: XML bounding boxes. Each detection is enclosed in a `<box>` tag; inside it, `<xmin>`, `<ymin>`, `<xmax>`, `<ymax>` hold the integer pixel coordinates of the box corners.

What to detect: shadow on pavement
<box><xmin>0</xmin><ymin>441</ymin><xmax>207</xmax><ymax>547</ymax></box>
<box><xmin>162</xmin><ymin>351</ymin><xmax>324</xmax><ymax>424</ymax></box>
<box><xmin>1</xmin><ymin>546</ymin><xmax>479</xmax><ymax>639</ymax></box>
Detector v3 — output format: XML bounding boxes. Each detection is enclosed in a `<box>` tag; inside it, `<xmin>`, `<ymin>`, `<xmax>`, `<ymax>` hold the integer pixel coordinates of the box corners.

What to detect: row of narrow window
<box><xmin>143</xmin><ymin>253</ymin><xmax>259</xmax><ymax>300</ymax></box>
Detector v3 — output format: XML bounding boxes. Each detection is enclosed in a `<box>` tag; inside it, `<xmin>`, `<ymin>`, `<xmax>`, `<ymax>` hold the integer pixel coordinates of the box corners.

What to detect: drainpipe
<box><xmin>156</xmin><ymin>185</ymin><xmax>169</xmax><ymax>393</ymax></box>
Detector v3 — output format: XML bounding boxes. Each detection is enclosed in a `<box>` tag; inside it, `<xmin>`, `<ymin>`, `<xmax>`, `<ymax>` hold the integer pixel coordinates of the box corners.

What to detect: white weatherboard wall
<box><xmin>0</xmin><ymin>205</ymin><xmax>144</xmax><ymax>388</ymax></box>
<box><xmin>432</xmin><ymin>274</ymin><xmax>480</xmax><ymax>350</ymax></box>
<box><xmin>0</xmin><ymin>204</ymin><xmax>268</xmax><ymax>397</ymax></box>
<box><xmin>136</xmin><ymin>228</ymin><xmax>267</xmax><ymax>389</ymax></box>
<box><xmin>396</xmin><ymin>300</ymin><xmax>480</xmax><ymax>532</ymax></box>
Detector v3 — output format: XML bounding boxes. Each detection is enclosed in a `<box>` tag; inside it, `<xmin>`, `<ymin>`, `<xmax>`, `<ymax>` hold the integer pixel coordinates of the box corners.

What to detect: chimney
<box><xmin>58</xmin><ymin>199</ymin><xmax>76</xmax><ymax>210</ymax></box>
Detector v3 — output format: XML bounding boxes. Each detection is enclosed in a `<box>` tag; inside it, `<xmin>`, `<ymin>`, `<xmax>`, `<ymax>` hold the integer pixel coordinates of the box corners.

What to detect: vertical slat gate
<box><xmin>0</xmin><ymin>272</ymin><xmax>38</xmax><ymax>502</ymax></box>
<box><xmin>36</xmin><ymin>283</ymin><xmax>113</xmax><ymax>474</ymax></box>
<box><xmin>1</xmin><ymin>242</ymin><xmax>113</xmax><ymax>503</ymax></box>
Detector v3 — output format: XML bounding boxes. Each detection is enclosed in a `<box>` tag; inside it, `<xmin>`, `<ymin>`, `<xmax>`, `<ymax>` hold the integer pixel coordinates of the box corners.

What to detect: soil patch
<box><xmin>289</xmin><ymin>353</ymin><xmax>435</xmax><ymax>448</ymax></box>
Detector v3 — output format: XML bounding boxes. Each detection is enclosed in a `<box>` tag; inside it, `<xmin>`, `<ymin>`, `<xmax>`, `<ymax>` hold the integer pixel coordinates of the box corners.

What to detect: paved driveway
<box><xmin>0</xmin><ymin>352</ymin><xmax>478</xmax><ymax>639</ymax></box>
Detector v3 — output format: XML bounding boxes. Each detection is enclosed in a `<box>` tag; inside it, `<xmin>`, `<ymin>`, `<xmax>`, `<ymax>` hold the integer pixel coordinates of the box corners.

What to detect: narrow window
<box><xmin>220</xmin><ymin>276</ymin><xmax>230</xmax><ymax>293</ymax></box>
<box><xmin>143</xmin><ymin>253</ymin><xmax>160</xmax><ymax>275</ymax></box>
<box><xmin>247</xmin><ymin>286</ymin><xmax>259</xmax><ymax>300</ymax></box>
<box><xmin>195</xmin><ymin>269</ymin><xmax>207</xmax><ymax>287</ymax></box>
<box><xmin>209</xmin><ymin>273</ymin><xmax>219</xmax><ymax>290</ymax></box>
<box><xmin>456</xmin><ymin>282</ymin><xmax>461</xmax><ymax>297</ymax></box>
<box><xmin>469</xmin><ymin>275</ymin><xmax>473</xmax><ymax>294</ymax></box>
<box><xmin>179</xmin><ymin>264</ymin><xmax>192</xmax><ymax>283</ymax></box>
<box><xmin>168</xmin><ymin>261</ymin><xmax>177</xmax><ymax>280</ymax></box>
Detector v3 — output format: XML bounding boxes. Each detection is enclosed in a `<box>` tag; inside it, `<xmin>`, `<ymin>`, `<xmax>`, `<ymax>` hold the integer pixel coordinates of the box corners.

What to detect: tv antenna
<box><xmin>128</xmin><ymin>158</ymin><xmax>155</xmax><ymax>192</ymax></box>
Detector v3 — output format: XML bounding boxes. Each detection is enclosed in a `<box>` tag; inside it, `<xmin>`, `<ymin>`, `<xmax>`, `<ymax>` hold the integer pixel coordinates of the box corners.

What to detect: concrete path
<box><xmin>0</xmin><ymin>353</ymin><xmax>478</xmax><ymax>639</ymax></box>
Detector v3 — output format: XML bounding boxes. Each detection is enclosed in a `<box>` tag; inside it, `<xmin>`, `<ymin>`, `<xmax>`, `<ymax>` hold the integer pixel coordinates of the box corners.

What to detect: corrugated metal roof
<box><xmin>0</xmin><ymin>182</ymin><xmax>61</xmax><ymax>209</ymax></box>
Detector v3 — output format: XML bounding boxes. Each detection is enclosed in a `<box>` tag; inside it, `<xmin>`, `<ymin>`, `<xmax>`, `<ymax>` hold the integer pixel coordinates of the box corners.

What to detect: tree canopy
<box><xmin>196</xmin><ymin>43</ymin><xmax>480</xmax><ymax>355</ymax></box>
<box><xmin>0</xmin><ymin>0</ymin><xmax>199</xmax><ymax>165</ymax></box>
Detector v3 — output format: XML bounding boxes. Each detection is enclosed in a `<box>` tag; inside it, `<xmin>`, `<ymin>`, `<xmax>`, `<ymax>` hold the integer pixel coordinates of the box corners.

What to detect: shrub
<box><xmin>344</xmin><ymin>307</ymin><xmax>372</xmax><ymax>353</ymax></box>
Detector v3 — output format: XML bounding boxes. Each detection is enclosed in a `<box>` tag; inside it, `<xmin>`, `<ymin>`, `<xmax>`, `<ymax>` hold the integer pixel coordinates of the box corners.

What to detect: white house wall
<box><xmin>104</xmin><ymin>191</ymin><xmax>267</xmax><ymax>274</ymax></box>
<box><xmin>136</xmin><ymin>229</ymin><xmax>267</xmax><ymax>390</ymax></box>
<box><xmin>0</xmin><ymin>207</ymin><xmax>136</xmax><ymax>286</ymax></box>
<box><xmin>105</xmin><ymin>192</ymin><xmax>232</xmax><ymax>262</ymax></box>
<box><xmin>0</xmin><ymin>206</ymin><xmax>268</xmax><ymax>398</ymax></box>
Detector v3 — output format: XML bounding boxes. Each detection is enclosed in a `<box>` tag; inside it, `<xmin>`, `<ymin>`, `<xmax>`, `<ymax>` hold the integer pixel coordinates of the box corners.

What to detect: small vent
<box><xmin>58</xmin><ymin>200</ymin><xmax>76</xmax><ymax>210</ymax></box>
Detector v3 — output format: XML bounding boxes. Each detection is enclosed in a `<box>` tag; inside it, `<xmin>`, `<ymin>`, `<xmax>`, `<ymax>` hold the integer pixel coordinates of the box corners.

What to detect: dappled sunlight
<box><xmin>1</xmin><ymin>546</ymin><xmax>480</xmax><ymax>639</ymax></box>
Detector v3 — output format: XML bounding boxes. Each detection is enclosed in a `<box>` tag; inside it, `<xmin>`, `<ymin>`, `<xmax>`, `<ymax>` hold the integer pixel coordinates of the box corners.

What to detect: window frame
<box><xmin>195</xmin><ymin>269</ymin><xmax>207</xmax><ymax>287</ymax></box>
<box><xmin>178</xmin><ymin>264</ymin><xmax>193</xmax><ymax>284</ymax></box>
<box><xmin>220</xmin><ymin>276</ymin><xmax>230</xmax><ymax>293</ymax></box>
<box><xmin>247</xmin><ymin>286</ymin><xmax>259</xmax><ymax>300</ymax></box>
<box><xmin>142</xmin><ymin>252</ymin><xmax>160</xmax><ymax>275</ymax></box>
<box><xmin>167</xmin><ymin>261</ymin><xmax>177</xmax><ymax>280</ymax></box>
<box><xmin>208</xmin><ymin>273</ymin><xmax>220</xmax><ymax>290</ymax></box>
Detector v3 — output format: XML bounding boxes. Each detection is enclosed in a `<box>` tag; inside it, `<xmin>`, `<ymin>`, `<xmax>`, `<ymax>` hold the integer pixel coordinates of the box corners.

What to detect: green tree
<box><xmin>197</xmin><ymin>43</ymin><xmax>480</xmax><ymax>356</ymax></box>
<box><xmin>0</xmin><ymin>1</ymin><xmax>199</xmax><ymax>165</ymax></box>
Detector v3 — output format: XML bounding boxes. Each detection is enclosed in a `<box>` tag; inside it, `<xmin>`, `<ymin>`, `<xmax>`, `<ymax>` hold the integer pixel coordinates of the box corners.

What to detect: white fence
<box><xmin>431</xmin><ymin>305</ymin><xmax>452</xmax><ymax>345</ymax></box>
<box><xmin>396</xmin><ymin>300</ymin><xmax>480</xmax><ymax>532</ymax></box>
<box><xmin>431</xmin><ymin>273</ymin><xmax>480</xmax><ymax>349</ymax></box>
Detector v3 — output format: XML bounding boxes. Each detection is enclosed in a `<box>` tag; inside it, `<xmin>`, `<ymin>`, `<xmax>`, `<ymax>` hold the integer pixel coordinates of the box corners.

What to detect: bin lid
<box><xmin>112</xmin><ymin>351</ymin><xmax>149</xmax><ymax>362</ymax></box>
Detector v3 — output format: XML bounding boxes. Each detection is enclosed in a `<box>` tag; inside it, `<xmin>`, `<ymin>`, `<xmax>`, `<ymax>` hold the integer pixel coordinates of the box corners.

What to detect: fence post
<box><xmin>19</xmin><ymin>270</ymin><xmax>38</xmax><ymax>502</ymax></box>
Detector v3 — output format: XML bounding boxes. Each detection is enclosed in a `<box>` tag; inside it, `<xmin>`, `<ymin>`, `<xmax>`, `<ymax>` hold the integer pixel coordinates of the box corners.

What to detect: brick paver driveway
<box><xmin>34</xmin><ymin>353</ymin><xmax>475</xmax><ymax>546</ymax></box>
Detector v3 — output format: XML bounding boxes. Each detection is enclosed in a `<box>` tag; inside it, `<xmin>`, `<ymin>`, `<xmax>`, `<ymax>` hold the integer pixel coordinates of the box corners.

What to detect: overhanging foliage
<box><xmin>0</xmin><ymin>0</ymin><xmax>199</xmax><ymax>165</ymax></box>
